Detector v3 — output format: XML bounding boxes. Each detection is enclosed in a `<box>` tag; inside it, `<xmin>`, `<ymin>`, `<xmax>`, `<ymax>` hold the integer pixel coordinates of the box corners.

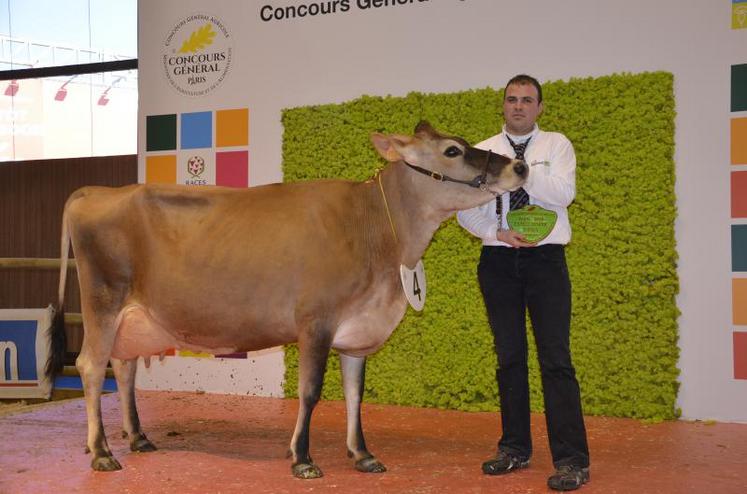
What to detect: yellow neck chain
<box><xmin>377</xmin><ymin>173</ymin><xmax>398</xmax><ymax>244</ymax></box>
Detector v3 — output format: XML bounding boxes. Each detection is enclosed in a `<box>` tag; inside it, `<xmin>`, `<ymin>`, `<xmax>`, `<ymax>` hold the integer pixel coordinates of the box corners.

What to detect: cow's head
<box><xmin>371</xmin><ymin>121</ymin><xmax>527</xmax><ymax>211</ymax></box>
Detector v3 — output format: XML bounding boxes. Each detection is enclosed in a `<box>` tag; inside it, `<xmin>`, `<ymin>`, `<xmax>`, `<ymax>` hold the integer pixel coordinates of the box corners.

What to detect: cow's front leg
<box><xmin>340</xmin><ymin>353</ymin><xmax>386</xmax><ymax>473</ymax></box>
<box><xmin>289</xmin><ymin>327</ymin><xmax>332</xmax><ymax>479</ymax></box>
<box><xmin>111</xmin><ymin>358</ymin><xmax>156</xmax><ymax>453</ymax></box>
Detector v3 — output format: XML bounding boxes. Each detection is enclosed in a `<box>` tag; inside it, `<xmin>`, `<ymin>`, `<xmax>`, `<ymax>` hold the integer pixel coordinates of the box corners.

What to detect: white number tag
<box><xmin>400</xmin><ymin>260</ymin><xmax>426</xmax><ymax>311</ymax></box>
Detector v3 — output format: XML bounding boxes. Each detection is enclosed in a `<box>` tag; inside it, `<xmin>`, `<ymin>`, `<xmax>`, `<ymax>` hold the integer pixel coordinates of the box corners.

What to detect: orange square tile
<box><xmin>216</xmin><ymin>108</ymin><xmax>249</xmax><ymax>147</ymax></box>
<box><xmin>732</xmin><ymin>117</ymin><xmax>747</xmax><ymax>165</ymax></box>
<box><xmin>734</xmin><ymin>278</ymin><xmax>747</xmax><ymax>325</ymax></box>
<box><xmin>145</xmin><ymin>155</ymin><xmax>177</xmax><ymax>184</ymax></box>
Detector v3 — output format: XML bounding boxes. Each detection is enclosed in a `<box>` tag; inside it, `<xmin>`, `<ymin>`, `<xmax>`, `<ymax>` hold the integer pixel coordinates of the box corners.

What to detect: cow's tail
<box><xmin>46</xmin><ymin>204</ymin><xmax>70</xmax><ymax>380</ymax></box>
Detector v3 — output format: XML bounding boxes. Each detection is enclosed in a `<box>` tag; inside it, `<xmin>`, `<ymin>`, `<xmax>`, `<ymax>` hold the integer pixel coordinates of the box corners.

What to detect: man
<box><xmin>457</xmin><ymin>74</ymin><xmax>590</xmax><ymax>491</ymax></box>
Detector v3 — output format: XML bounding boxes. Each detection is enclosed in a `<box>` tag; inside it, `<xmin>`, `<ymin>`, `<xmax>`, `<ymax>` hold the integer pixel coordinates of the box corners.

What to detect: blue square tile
<box><xmin>181</xmin><ymin>111</ymin><xmax>212</xmax><ymax>149</ymax></box>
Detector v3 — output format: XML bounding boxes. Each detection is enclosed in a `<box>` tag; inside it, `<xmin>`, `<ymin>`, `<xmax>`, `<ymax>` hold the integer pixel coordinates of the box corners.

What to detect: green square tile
<box><xmin>147</xmin><ymin>114</ymin><xmax>177</xmax><ymax>151</ymax></box>
<box><xmin>733</xmin><ymin>224</ymin><xmax>747</xmax><ymax>272</ymax></box>
<box><xmin>732</xmin><ymin>64</ymin><xmax>747</xmax><ymax>112</ymax></box>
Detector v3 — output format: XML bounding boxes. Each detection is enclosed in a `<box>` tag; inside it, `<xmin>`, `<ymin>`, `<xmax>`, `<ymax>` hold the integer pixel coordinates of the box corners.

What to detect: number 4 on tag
<box><xmin>400</xmin><ymin>260</ymin><xmax>426</xmax><ymax>311</ymax></box>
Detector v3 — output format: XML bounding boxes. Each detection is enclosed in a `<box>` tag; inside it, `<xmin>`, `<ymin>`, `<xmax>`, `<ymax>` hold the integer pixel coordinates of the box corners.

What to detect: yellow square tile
<box><xmin>734</xmin><ymin>278</ymin><xmax>747</xmax><ymax>325</ymax></box>
<box><xmin>216</xmin><ymin>108</ymin><xmax>249</xmax><ymax>147</ymax></box>
<box><xmin>178</xmin><ymin>350</ymin><xmax>214</xmax><ymax>358</ymax></box>
<box><xmin>731</xmin><ymin>118</ymin><xmax>747</xmax><ymax>165</ymax></box>
<box><xmin>145</xmin><ymin>155</ymin><xmax>177</xmax><ymax>184</ymax></box>
<box><xmin>733</xmin><ymin>3</ymin><xmax>747</xmax><ymax>30</ymax></box>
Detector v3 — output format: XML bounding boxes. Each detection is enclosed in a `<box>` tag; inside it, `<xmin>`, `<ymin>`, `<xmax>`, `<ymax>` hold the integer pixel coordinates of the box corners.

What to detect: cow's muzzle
<box><xmin>513</xmin><ymin>160</ymin><xmax>528</xmax><ymax>178</ymax></box>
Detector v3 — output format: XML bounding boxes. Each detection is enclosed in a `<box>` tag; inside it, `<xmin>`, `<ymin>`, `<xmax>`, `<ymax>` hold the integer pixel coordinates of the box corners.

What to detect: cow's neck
<box><xmin>378</xmin><ymin>162</ymin><xmax>449</xmax><ymax>269</ymax></box>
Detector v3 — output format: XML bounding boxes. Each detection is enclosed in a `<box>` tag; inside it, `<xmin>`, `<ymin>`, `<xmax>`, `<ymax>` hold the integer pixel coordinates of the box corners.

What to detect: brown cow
<box><xmin>46</xmin><ymin>122</ymin><xmax>527</xmax><ymax>478</ymax></box>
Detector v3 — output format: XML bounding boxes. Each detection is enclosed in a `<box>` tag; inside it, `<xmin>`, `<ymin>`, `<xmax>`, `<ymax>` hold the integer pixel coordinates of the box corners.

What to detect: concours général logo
<box><xmin>163</xmin><ymin>14</ymin><xmax>233</xmax><ymax>97</ymax></box>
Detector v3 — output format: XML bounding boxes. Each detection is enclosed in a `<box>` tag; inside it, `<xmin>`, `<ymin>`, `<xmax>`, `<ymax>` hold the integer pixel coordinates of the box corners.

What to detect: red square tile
<box><xmin>216</xmin><ymin>150</ymin><xmax>249</xmax><ymax>188</ymax></box>
<box><xmin>735</xmin><ymin>332</ymin><xmax>747</xmax><ymax>380</ymax></box>
<box><xmin>733</xmin><ymin>171</ymin><xmax>747</xmax><ymax>218</ymax></box>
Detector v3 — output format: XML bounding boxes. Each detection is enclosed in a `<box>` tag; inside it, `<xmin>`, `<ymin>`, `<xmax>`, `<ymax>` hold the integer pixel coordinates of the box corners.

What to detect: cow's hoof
<box><xmin>91</xmin><ymin>455</ymin><xmax>122</xmax><ymax>471</ymax></box>
<box><xmin>292</xmin><ymin>462</ymin><xmax>324</xmax><ymax>479</ymax></box>
<box><xmin>130</xmin><ymin>437</ymin><xmax>157</xmax><ymax>453</ymax></box>
<box><xmin>355</xmin><ymin>456</ymin><xmax>387</xmax><ymax>473</ymax></box>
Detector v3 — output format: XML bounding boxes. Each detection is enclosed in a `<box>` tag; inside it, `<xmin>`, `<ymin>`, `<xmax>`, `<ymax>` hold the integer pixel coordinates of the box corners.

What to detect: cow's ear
<box><xmin>371</xmin><ymin>133</ymin><xmax>410</xmax><ymax>162</ymax></box>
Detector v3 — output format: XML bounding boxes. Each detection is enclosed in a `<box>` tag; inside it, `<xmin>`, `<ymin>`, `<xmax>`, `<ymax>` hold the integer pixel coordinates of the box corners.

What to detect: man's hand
<box><xmin>497</xmin><ymin>229</ymin><xmax>536</xmax><ymax>248</ymax></box>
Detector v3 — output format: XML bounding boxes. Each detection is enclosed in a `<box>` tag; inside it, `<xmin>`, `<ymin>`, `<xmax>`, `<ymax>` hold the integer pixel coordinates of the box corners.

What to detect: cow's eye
<box><xmin>444</xmin><ymin>146</ymin><xmax>462</xmax><ymax>158</ymax></box>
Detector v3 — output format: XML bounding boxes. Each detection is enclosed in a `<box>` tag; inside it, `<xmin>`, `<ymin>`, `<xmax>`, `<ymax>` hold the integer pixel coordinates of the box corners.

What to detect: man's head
<box><xmin>503</xmin><ymin>74</ymin><xmax>543</xmax><ymax>136</ymax></box>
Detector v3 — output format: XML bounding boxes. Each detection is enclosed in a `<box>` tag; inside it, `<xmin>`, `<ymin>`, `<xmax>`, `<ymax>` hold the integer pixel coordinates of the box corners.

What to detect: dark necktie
<box><xmin>497</xmin><ymin>136</ymin><xmax>531</xmax><ymax>222</ymax></box>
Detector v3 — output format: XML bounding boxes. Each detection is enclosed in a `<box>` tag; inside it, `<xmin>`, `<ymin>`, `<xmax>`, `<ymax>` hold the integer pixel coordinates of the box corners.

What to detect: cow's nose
<box><xmin>513</xmin><ymin>161</ymin><xmax>528</xmax><ymax>177</ymax></box>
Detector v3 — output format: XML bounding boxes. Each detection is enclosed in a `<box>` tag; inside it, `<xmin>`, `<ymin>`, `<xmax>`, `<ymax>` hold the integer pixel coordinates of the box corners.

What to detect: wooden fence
<box><xmin>0</xmin><ymin>155</ymin><xmax>137</xmax><ymax>360</ymax></box>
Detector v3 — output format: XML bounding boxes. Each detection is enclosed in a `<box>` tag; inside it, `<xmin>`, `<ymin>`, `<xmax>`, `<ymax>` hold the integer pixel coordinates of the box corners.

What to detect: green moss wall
<box><xmin>281</xmin><ymin>72</ymin><xmax>679</xmax><ymax>421</ymax></box>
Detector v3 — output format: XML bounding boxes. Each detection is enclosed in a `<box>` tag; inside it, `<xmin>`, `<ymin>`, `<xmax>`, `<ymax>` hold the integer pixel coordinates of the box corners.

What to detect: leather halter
<box><xmin>403</xmin><ymin>149</ymin><xmax>495</xmax><ymax>193</ymax></box>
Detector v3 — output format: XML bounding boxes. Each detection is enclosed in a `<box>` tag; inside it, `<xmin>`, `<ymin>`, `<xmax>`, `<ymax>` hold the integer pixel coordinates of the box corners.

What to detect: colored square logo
<box><xmin>216</xmin><ymin>150</ymin><xmax>249</xmax><ymax>187</ymax></box>
<box><xmin>216</xmin><ymin>108</ymin><xmax>249</xmax><ymax>147</ymax></box>
<box><xmin>731</xmin><ymin>118</ymin><xmax>747</xmax><ymax>165</ymax></box>
<box><xmin>732</xmin><ymin>64</ymin><xmax>747</xmax><ymax>111</ymax></box>
<box><xmin>145</xmin><ymin>155</ymin><xmax>177</xmax><ymax>184</ymax></box>
<box><xmin>734</xmin><ymin>278</ymin><xmax>747</xmax><ymax>325</ymax></box>
<box><xmin>181</xmin><ymin>111</ymin><xmax>212</xmax><ymax>149</ymax></box>
<box><xmin>733</xmin><ymin>225</ymin><xmax>747</xmax><ymax>272</ymax></box>
<box><xmin>732</xmin><ymin>171</ymin><xmax>747</xmax><ymax>217</ymax></box>
<box><xmin>734</xmin><ymin>332</ymin><xmax>747</xmax><ymax>380</ymax></box>
<box><xmin>146</xmin><ymin>114</ymin><xmax>177</xmax><ymax>151</ymax></box>
<box><xmin>0</xmin><ymin>320</ymin><xmax>39</xmax><ymax>382</ymax></box>
<box><xmin>177</xmin><ymin>150</ymin><xmax>215</xmax><ymax>185</ymax></box>
<box><xmin>733</xmin><ymin>2</ymin><xmax>747</xmax><ymax>30</ymax></box>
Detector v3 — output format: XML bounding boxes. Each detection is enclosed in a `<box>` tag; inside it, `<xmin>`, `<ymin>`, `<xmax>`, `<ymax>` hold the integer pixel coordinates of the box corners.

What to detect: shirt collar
<box><xmin>502</xmin><ymin>123</ymin><xmax>539</xmax><ymax>144</ymax></box>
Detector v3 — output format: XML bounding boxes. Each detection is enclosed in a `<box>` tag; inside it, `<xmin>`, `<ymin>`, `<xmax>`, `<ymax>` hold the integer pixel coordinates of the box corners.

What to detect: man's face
<box><xmin>503</xmin><ymin>82</ymin><xmax>543</xmax><ymax>136</ymax></box>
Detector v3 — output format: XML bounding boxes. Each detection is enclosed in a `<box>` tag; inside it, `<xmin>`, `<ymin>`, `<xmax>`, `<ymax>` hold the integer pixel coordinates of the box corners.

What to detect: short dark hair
<box><xmin>504</xmin><ymin>74</ymin><xmax>543</xmax><ymax>103</ymax></box>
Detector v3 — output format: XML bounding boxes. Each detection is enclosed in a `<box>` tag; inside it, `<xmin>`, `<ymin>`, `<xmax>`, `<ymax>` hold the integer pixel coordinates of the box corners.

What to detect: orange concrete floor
<box><xmin>1</xmin><ymin>391</ymin><xmax>747</xmax><ymax>494</ymax></box>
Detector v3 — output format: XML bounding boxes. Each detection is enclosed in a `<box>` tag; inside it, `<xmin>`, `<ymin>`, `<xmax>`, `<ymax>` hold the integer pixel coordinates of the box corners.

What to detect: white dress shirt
<box><xmin>456</xmin><ymin>124</ymin><xmax>576</xmax><ymax>246</ymax></box>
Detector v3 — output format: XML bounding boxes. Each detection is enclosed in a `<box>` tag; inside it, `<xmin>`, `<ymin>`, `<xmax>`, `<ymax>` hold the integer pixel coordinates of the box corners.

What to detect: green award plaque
<box><xmin>506</xmin><ymin>205</ymin><xmax>557</xmax><ymax>244</ymax></box>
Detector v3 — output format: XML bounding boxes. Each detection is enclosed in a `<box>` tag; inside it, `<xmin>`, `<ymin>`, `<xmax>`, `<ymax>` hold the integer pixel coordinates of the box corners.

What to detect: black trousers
<box><xmin>478</xmin><ymin>244</ymin><xmax>589</xmax><ymax>468</ymax></box>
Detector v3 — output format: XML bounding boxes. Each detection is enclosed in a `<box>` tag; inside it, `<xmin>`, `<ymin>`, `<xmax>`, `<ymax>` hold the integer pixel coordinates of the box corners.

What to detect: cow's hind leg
<box><xmin>77</xmin><ymin>310</ymin><xmax>122</xmax><ymax>471</ymax></box>
<box><xmin>340</xmin><ymin>354</ymin><xmax>386</xmax><ymax>473</ymax></box>
<box><xmin>111</xmin><ymin>358</ymin><xmax>157</xmax><ymax>453</ymax></box>
<box><xmin>289</xmin><ymin>326</ymin><xmax>333</xmax><ymax>479</ymax></box>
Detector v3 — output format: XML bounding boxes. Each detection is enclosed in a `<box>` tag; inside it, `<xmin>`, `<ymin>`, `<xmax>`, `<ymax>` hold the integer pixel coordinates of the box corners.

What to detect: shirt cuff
<box><xmin>489</xmin><ymin>223</ymin><xmax>499</xmax><ymax>240</ymax></box>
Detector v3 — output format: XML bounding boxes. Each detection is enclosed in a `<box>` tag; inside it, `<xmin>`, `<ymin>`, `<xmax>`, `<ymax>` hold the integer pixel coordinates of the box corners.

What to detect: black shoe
<box><xmin>481</xmin><ymin>451</ymin><xmax>529</xmax><ymax>475</ymax></box>
<box><xmin>547</xmin><ymin>465</ymin><xmax>590</xmax><ymax>491</ymax></box>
